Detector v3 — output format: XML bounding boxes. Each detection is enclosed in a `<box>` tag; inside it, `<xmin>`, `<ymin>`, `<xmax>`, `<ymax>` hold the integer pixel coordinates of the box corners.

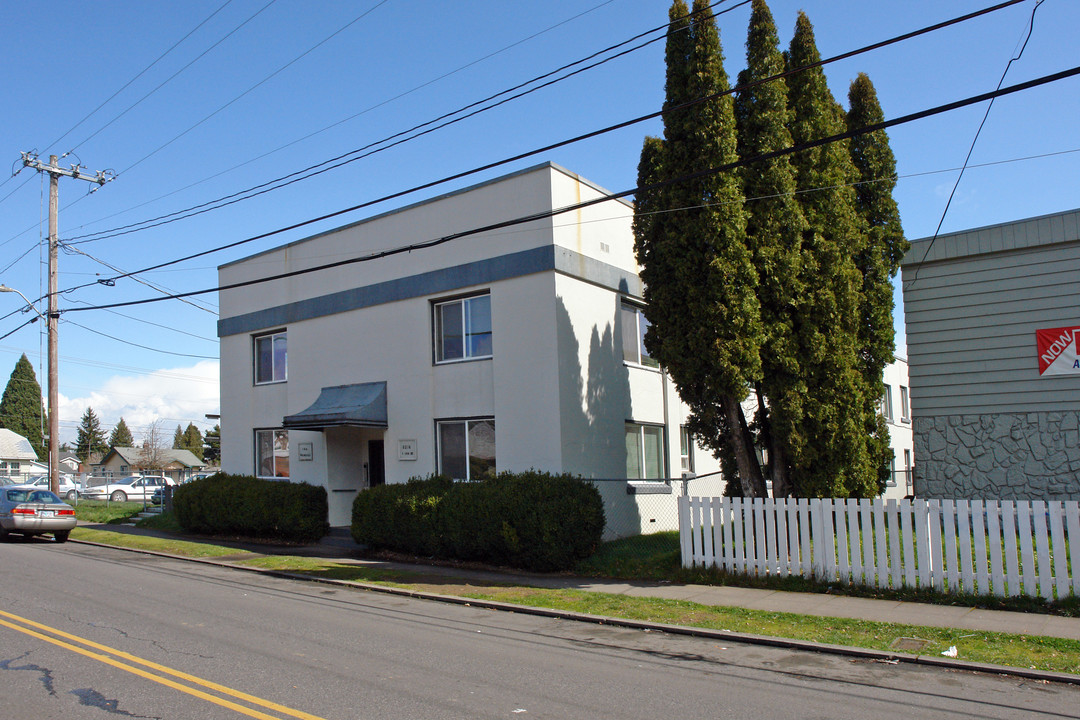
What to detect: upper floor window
<box><xmin>435</xmin><ymin>294</ymin><xmax>492</xmax><ymax>363</ymax></box>
<box><xmin>900</xmin><ymin>385</ymin><xmax>910</xmax><ymax>422</ymax></box>
<box><xmin>881</xmin><ymin>385</ymin><xmax>894</xmax><ymax>422</ymax></box>
<box><xmin>254</xmin><ymin>330</ymin><xmax>287</xmax><ymax>384</ymax></box>
<box><xmin>255</xmin><ymin>429</ymin><xmax>289</xmax><ymax>479</ymax></box>
<box><xmin>679</xmin><ymin>425</ymin><xmax>694</xmax><ymax>474</ymax></box>
<box><xmin>626</xmin><ymin>422</ymin><xmax>664</xmax><ymax>479</ymax></box>
<box><xmin>437</xmin><ymin>418</ymin><xmax>496</xmax><ymax>480</ymax></box>
<box><xmin>621</xmin><ymin>302</ymin><xmax>658</xmax><ymax>368</ymax></box>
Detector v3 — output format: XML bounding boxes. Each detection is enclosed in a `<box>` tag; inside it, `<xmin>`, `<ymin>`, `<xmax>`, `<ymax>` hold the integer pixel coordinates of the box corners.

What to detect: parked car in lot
<box><xmin>82</xmin><ymin>475</ymin><xmax>173</xmax><ymax>502</ymax></box>
<box><xmin>13</xmin><ymin>474</ymin><xmax>85</xmax><ymax>500</ymax></box>
<box><xmin>0</xmin><ymin>488</ymin><xmax>76</xmax><ymax>542</ymax></box>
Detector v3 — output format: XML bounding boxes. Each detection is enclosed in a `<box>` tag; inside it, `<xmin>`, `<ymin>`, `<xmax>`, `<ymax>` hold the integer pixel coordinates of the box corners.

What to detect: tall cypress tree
<box><xmin>784</xmin><ymin>11</ymin><xmax>874</xmax><ymax>497</ymax></box>
<box><xmin>848</xmin><ymin>72</ymin><xmax>909</xmax><ymax>492</ymax></box>
<box><xmin>0</xmin><ymin>354</ymin><xmax>46</xmax><ymax>459</ymax></box>
<box><xmin>734</xmin><ymin>0</ymin><xmax>807</xmax><ymax>497</ymax></box>
<box><xmin>634</xmin><ymin>0</ymin><xmax>766</xmax><ymax>496</ymax></box>
<box><xmin>108</xmin><ymin>417</ymin><xmax>134</xmax><ymax>448</ymax></box>
<box><xmin>75</xmin><ymin>407</ymin><xmax>109</xmax><ymax>463</ymax></box>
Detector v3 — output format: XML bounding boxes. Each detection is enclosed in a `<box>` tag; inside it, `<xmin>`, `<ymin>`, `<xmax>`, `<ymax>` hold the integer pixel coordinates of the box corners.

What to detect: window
<box><xmin>900</xmin><ymin>385</ymin><xmax>910</xmax><ymax>422</ymax></box>
<box><xmin>679</xmin><ymin>425</ymin><xmax>694</xmax><ymax>474</ymax></box>
<box><xmin>255</xmin><ymin>429</ymin><xmax>289</xmax><ymax>478</ymax></box>
<box><xmin>626</xmin><ymin>423</ymin><xmax>664</xmax><ymax>479</ymax></box>
<box><xmin>437</xmin><ymin>418</ymin><xmax>495</xmax><ymax>480</ymax></box>
<box><xmin>435</xmin><ymin>294</ymin><xmax>492</xmax><ymax>363</ymax></box>
<box><xmin>620</xmin><ymin>302</ymin><xmax>658</xmax><ymax>368</ymax></box>
<box><xmin>904</xmin><ymin>449</ymin><xmax>912</xmax><ymax>492</ymax></box>
<box><xmin>888</xmin><ymin>454</ymin><xmax>897</xmax><ymax>486</ymax></box>
<box><xmin>254</xmin><ymin>331</ymin><xmax>287</xmax><ymax>384</ymax></box>
<box><xmin>881</xmin><ymin>385</ymin><xmax>894</xmax><ymax>422</ymax></box>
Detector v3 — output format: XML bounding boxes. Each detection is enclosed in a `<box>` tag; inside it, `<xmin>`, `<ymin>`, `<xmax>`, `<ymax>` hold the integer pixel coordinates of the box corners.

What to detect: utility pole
<box><xmin>20</xmin><ymin>152</ymin><xmax>111</xmax><ymax>495</ymax></box>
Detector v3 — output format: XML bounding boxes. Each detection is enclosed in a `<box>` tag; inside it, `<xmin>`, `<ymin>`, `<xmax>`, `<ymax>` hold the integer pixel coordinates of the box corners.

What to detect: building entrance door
<box><xmin>368</xmin><ymin>440</ymin><xmax>385</xmax><ymax>487</ymax></box>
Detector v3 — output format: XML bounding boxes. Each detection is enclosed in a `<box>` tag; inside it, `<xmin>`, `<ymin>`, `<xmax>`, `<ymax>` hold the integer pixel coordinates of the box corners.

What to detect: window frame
<box><xmin>881</xmin><ymin>385</ymin><xmax>894</xmax><ymax>422</ymax></box>
<box><xmin>679</xmin><ymin>425</ymin><xmax>694</xmax><ymax>474</ymax></box>
<box><xmin>900</xmin><ymin>385</ymin><xmax>910</xmax><ymax>423</ymax></box>
<box><xmin>625</xmin><ymin>422</ymin><xmax>666</xmax><ymax>480</ymax></box>
<box><xmin>620</xmin><ymin>301</ymin><xmax>659</xmax><ymax>369</ymax></box>
<box><xmin>253</xmin><ymin>329</ymin><xmax>288</xmax><ymax>385</ymax></box>
<box><xmin>254</xmin><ymin>428</ymin><xmax>290</xmax><ymax>479</ymax></box>
<box><xmin>433</xmin><ymin>293</ymin><xmax>493</xmax><ymax>365</ymax></box>
<box><xmin>435</xmin><ymin>417</ymin><xmax>496</xmax><ymax>480</ymax></box>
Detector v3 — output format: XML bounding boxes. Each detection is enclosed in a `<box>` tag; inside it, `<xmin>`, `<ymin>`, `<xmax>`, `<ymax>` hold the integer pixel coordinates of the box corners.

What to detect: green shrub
<box><xmin>351</xmin><ymin>470</ymin><xmax>604</xmax><ymax>572</ymax></box>
<box><xmin>173</xmin><ymin>473</ymin><xmax>328</xmax><ymax>543</ymax></box>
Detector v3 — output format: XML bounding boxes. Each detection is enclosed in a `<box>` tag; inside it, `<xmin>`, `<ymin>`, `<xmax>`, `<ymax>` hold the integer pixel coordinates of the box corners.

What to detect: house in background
<box><xmin>218</xmin><ymin>162</ymin><xmax>917</xmax><ymax>530</ymax></box>
<box><xmin>93</xmin><ymin>446</ymin><xmax>207</xmax><ymax>485</ymax></box>
<box><xmin>0</xmin><ymin>428</ymin><xmax>38</xmax><ymax>481</ymax></box>
<box><xmin>901</xmin><ymin>208</ymin><xmax>1080</xmax><ymax>500</ymax></box>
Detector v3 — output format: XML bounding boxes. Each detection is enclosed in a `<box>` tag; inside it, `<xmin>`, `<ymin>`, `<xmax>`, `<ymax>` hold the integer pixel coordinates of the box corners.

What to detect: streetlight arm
<box><xmin>0</xmin><ymin>285</ymin><xmax>47</xmax><ymax>322</ymax></box>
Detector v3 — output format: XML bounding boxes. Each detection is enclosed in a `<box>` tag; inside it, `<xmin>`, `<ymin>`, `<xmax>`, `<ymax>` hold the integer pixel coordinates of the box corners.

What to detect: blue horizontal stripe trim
<box><xmin>218</xmin><ymin>245</ymin><xmax>641</xmax><ymax>337</ymax></box>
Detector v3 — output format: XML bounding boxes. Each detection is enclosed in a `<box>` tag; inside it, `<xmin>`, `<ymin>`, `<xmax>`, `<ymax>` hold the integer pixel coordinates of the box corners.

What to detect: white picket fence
<box><xmin>678</xmin><ymin>496</ymin><xmax>1080</xmax><ymax>599</ymax></box>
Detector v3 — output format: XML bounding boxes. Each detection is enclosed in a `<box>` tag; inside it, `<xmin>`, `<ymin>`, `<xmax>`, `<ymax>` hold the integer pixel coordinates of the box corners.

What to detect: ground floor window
<box><xmin>437</xmin><ymin>418</ymin><xmax>495</xmax><ymax>480</ymax></box>
<box><xmin>256</xmin><ymin>429</ymin><xmax>290</xmax><ymax>478</ymax></box>
<box><xmin>626</xmin><ymin>423</ymin><xmax>664</xmax><ymax>480</ymax></box>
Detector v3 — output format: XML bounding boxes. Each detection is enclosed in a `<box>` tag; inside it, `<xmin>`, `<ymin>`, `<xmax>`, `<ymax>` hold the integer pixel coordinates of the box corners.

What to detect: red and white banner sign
<box><xmin>1037</xmin><ymin>326</ymin><xmax>1080</xmax><ymax>376</ymax></box>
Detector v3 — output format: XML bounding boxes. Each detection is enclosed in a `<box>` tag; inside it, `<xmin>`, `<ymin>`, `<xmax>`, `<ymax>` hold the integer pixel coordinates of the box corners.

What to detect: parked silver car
<box><xmin>83</xmin><ymin>475</ymin><xmax>173</xmax><ymax>502</ymax></box>
<box><xmin>0</xmin><ymin>488</ymin><xmax>76</xmax><ymax>542</ymax></box>
<box><xmin>13</xmin><ymin>474</ymin><xmax>85</xmax><ymax>500</ymax></box>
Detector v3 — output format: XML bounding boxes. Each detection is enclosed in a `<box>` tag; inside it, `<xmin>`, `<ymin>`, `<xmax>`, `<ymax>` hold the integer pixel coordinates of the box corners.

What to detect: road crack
<box><xmin>1</xmin><ymin>651</ymin><xmax>57</xmax><ymax>695</ymax></box>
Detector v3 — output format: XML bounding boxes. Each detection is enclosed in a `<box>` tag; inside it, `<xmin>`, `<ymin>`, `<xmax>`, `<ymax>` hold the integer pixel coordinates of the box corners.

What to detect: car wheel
<box><xmin>110</xmin><ymin>490</ymin><xmax>127</xmax><ymax>502</ymax></box>
<box><xmin>0</xmin><ymin>526</ymin><xmax>8</xmax><ymax>541</ymax></box>
<box><xmin>54</xmin><ymin>530</ymin><xmax>70</xmax><ymax>543</ymax></box>
<box><xmin>66</xmin><ymin>490</ymin><xmax>77</xmax><ymax>500</ymax></box>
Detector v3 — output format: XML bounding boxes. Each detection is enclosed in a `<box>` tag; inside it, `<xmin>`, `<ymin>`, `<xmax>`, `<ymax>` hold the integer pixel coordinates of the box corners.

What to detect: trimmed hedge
<box><xmin>351</xmin><ymin>470</ymin><xmax>605</xmax><ymax>572</ymax></box>
<box><xmin>173</xmin><ymin>473</ymin><xmax>329</xmax><ymax>543</ymax></box>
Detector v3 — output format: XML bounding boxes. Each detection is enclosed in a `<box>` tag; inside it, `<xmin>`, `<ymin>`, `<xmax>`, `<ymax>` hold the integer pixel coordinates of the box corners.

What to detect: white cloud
<box><xmin>59</xmin><ymin>360</ymin><xmax>219</xmax><ymax>444</ymax></box>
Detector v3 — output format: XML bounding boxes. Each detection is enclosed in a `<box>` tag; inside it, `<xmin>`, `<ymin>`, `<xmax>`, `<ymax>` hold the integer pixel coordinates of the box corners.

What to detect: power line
<box><xmin>906</xmin><ymin>0</ymin><xmax>1045</xmax><ymax>290</ymax></box>
<box><xmin>60</xmin><ymin>64</ymin><xmax>1080</xmax><ymax>315</ymax></box>
<box><xmin>63</xmin><ymin>0</ymin><xmax>721</xmax><ymax>246</ymax></box>
<box><xmin>55</xmin><ymin>0</ymin><xmax>1030</xmax><ymax>297</ymax></box>
<box><xmin>60</xmin><ymin>318</ymin><xmax>217</xmax><ymax>359</ymax></box>
<box><xmin>47</xmin><ymin>0</ymin><xmax>239</xmax><ymax>158</ymax></box>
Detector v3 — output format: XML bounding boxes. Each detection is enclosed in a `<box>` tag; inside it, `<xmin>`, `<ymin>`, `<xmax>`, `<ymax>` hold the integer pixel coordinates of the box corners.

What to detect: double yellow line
<box><xmin>0</xmin><ymin>609</ymin><xmax>327</xmax><ymax>720</ymax></box>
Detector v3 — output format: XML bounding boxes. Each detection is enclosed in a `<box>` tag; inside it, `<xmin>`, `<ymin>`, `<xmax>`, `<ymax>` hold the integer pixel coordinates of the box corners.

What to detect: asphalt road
<box><xmin>0</xmin><ymin>538</ymin><xmax>1076</xmax><ymax>720</ymax></box>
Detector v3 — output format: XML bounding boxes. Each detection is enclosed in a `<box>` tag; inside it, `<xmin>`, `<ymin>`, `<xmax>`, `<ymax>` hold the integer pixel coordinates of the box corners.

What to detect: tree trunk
<box><xmin>722</xmin><ymin>394</ymin><xmax>767</xmax><ymax>497</ymax></box>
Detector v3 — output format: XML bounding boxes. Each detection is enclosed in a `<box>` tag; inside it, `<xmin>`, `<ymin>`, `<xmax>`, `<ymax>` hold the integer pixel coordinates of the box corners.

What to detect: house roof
<box><xmin>100</xmin><ymin>446</ymin><xmax>206</xmax><ymax>468</ymax></box>
<box><xmin>283</xmin><ymin>382</ymin><xmax>388</xmax><ymax>430</ymax></box>
<box><xmin>0</xmin><ymin>429</ymin><xmax>38</xmax><ymax>461</ymax></box>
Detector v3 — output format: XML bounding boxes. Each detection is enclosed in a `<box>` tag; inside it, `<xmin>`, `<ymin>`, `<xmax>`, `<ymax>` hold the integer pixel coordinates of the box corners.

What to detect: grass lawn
<box><xmin>68</xmin><ymin>526</ymin><xmax>1080</xmax><ymax>676</ymax></box>
<box><xmin>71</xmin><ymin>500</ymin><xmax>145</xmax><ymax>525</ymax></box>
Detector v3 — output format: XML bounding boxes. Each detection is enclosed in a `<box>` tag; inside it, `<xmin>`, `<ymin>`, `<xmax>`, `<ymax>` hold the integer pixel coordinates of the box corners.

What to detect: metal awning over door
<box><xmin>282</xmin><ymin>382</ymin><xmax>387</xmax><ymax>430</ymax></box>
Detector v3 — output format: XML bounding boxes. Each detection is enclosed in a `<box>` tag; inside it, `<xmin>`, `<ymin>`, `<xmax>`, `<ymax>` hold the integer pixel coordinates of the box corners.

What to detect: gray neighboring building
<box><xmin>901</xmin><ymin>208</ymin><xmax>1080</xmax><ymax>500</ymax></box>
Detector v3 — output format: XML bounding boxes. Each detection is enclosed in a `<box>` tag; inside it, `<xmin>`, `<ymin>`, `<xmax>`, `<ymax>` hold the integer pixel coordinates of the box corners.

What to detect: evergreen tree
<box><xmin>783</xmin><ymin>12</ymin><xmax>875</xmax><ymax>497</ymax></box>
<box><xmin>75</xmin><ymin>407</ymin><xmax>109</xmax><ymax>463</ymax></box>
<box><xmin>203</xmin><ymin>424</ymin><xmax>220</xmax><ymax>465</ymax></box>
<box><xmin>109</xmin><ymin>417</ymin><xmax>134</xmax><ymax>448</ymax></box>
<box><xmin>0</xmin><ymin>354</ymin><xmax>46</xmax><ymax>459</ymax></box>
<box><xmin>172</xmin><ymin>424</ymin><xmax>184</xmax><ymax>450</ymax></box>
<box><xmin>181</xmin><ymin>422</ymin><xmax>204</xmax><ymax>460</ymax></box>
<box><xmin>847</xmin><ymin>71</ymin><xmax>910</xmax><ymax>491</ymax></box>
<box><xmin>734</xmin><ymin>0</ymin><xmax>807</xmax><ymax>497</ymax></box>
<box><xmin>633</xmin><ymin>0</ymin><xmax>766</xmax><ymax>496</ymax></box>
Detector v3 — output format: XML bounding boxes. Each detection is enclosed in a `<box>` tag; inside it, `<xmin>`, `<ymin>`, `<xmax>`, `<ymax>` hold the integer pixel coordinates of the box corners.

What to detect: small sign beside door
<box><xmin>298</xmin><ymin>442</ymin><xmax>313</xmax><ymax>461</ymax></box>
<box><xmin>398</xmin><ymin>439</ymin><xmax>417</xmax><ymax>461</ymax></box>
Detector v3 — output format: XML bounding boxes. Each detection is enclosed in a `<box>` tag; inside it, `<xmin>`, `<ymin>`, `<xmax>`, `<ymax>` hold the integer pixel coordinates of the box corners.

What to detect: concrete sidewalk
<box><xmin>84</xmin><ymin>523</ymin><xmax>1080</xmax><ymax>642</ymax></box>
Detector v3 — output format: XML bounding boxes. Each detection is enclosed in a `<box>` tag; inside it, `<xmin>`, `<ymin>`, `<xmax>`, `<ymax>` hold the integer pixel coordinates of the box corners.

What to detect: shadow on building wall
<box><xmin>556</xmin><ymin>295</ymin><xmax>655</xmax><ymax>538</ymax></box>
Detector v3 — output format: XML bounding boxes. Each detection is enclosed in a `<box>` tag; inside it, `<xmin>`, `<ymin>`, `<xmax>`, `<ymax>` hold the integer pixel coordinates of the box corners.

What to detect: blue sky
<box><xmin>0</xmin><ymin>0</ymin><xmax>1075</xmax><ymax>447</ymax></box>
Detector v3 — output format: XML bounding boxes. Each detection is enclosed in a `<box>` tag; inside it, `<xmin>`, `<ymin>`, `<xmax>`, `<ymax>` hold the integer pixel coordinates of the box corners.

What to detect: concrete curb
<box><xmin>69</xmin><ymin>537</ymin><xmax>1080</xmax><ymax>686</ymax></box>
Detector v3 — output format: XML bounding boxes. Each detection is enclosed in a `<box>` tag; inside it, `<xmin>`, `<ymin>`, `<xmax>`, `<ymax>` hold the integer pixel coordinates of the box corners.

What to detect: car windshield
<box><xmin>115</xmin><ymin>477</ymin><xmax>139</xmax><ymax>486</ymax></box>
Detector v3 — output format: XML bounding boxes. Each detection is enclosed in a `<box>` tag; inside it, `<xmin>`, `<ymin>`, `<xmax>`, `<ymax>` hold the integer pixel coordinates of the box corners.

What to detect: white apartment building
<box><xmin>218</xmin><ymin>162</ymin><xmax>913</xmax><ymax>528</ymax></box>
